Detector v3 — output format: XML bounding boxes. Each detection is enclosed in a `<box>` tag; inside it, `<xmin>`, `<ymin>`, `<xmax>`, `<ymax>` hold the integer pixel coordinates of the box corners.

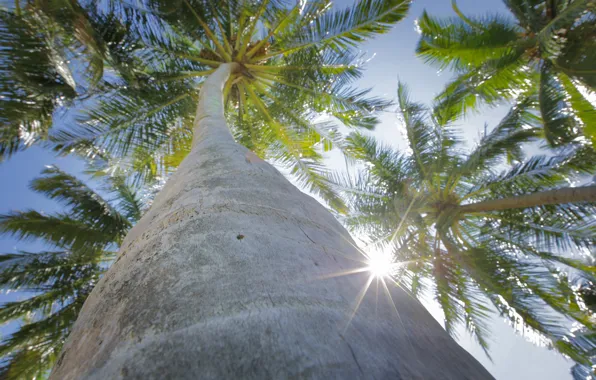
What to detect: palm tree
<box><xmin>49</xmin><ymin>1</ymin><xmax>492</xmax><ymax>378</ymax></box>
<box><xmin>334</xmin><ymin>83</ymin><xmax>596</xmax><ymax>376</ymax></box>
<box><xmin>0</xmin><ymin>166</ymin><xmax>144</xmax><ymax>379</ymax></box>
<box><xmin>416</xmin><ymin>0</ymin><xmax>596</xmax><ymax>147</ymax></box>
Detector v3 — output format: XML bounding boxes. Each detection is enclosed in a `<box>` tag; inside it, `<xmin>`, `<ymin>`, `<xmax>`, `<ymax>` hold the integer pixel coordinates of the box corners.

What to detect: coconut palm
<box><xmin>49</xmin><ymin>1</ymin><xmax>492</xmax><ymax>378</ymax></box>
<box><xmin>416</xmin><ymin>0</ymin><xmax>596</xmax><ymax>147</ymax></box>
<box><xmin>0</xmin><ymin>166</ymin><xmax>143</xmax><ymax>379</ymax></box>
<box><xmin>334</xmin><ymin>83</ymin><xmax>596</xmax><ymax>374</ymax></box>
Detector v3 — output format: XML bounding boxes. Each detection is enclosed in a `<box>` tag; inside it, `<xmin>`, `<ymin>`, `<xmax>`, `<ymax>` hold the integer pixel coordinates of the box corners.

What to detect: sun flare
<box><xmin>367</xmin><ymin>253</ymin><xmax>393</xmax><ymax>278</ymax></box>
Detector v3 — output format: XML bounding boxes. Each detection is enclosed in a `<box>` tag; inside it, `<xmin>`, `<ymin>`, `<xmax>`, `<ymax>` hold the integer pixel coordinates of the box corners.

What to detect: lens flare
<box><xmin>367</xmin><ymin>253</ymin><xmax>393</xmax><ymax>278</ymax></box>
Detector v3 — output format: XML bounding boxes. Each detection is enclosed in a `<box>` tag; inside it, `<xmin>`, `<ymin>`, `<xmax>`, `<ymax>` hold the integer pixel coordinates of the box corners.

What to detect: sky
<box><xmin>0</xmin><ymin>0</ymin><xmax>577</xmax><ymax>378</ymax></box>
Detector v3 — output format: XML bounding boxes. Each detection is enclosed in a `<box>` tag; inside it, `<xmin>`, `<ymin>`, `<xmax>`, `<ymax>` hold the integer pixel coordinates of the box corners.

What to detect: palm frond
<box><xmin>245</xmin><ymin>81</ymin><xmax>348</xmax><ymax>212</ymax></box>
<box><xmin>274</xmin><ymin>147</ymin><xmax>348</xmax><ymax>214</ymax></box>
<box><xmin>31</xmin><ymin>166</ymin><xmax>120</xmax><ymax>220</ymax></box>
<box><xmin>434</xmin><ymin>51</ymin><xmax>531</xmax><ymax>120</ymax></box>
<box><xmin>52</xmin><ymin>81</ymin><xmax>196</xmax><ymax>159</ymax></box>
<box><xmin>0</xmin><ymin>250</ymin><xmax>104</xmax><ymax>292</ymax></box>
<box><xmin>0</xmin><ymin>211</ymin><xmax>112</xmax><ymax>251</ymax></box>
<box><xmin>502</xmin><ymin>0</ymin><xmax>546</xmax><ymax>32</ymax></box>
<box><xmin>0</xmin><ymin>300</ymin><xmax>83</xmax><ymax>379</ymax></box>
<box><xmin>467</xmin><ymin>147</ymin><xmax>596</xmax><ymax>199</ymax></box>
<box><xmin>485</xmin><ymin>198</ymin><xmax>596</xmax><ymax>252</ymax></box>
<box><xmin>32</xmin><ymin>0</ymin><xmax>108</xmax><ymax>85</ymax></box>
<box><xmin>555</xmin><ymin>12</ymin><xmax>596</xmax><ymax>89</ymax></box>
<box><xmin>269</xmin><ymin>0</ymin><xmax>411</xmax><ymax>56</ymax></box>
<box><xmin>416</xmin><ymin>10</ymin><xmax>520</xmax><ymax>71</ymax></box>
<box><xmin>557</xmin><ymin>72</ymin><xmax>596</xmax><ymax>145</ymax></box>
<box><xmin>420</xmin><ymin>0</ymin><xmax>595</xmax><ymax>147</ymax></box>
<box><xmin>256</xmin><ymin>71</ymin><xmax>390</xmax><ymax>130</ymax></box>
<box><xmin>536</xmin><ymin>0</ymin><xmax>595</xmax><ymax>60</ymax></box>
<box><xmin>0</xmin><ymin>9</ymin><xmax>76</xmax><ymax>160</ymax></box>
<box><xmin>346</xmin><ymin>132</ymin><xmax>413</xmax><ymax>183</ymax></box>
<box><xmin>456</xmin><ymin>97</ymin><xmax>540</xmax><ymax>177</ymax></box>
<box><xmin>397</xmin><ymin>82</ymin><xmax>438</xmax><ymax>178</ymax></box>
<box><xmin>453</xmin><ymin>241</ymin><xmax>593</xmax><ymax>364</ymax></box>
<box><xmin>109</xmin><ymin>177</ymin><xmax>144</xmax><ymax>222</ymax></box>
<box><xmin>539</xmin><ymin>62</ymin><xmax>580</xmax><ymax>146</ymax></box>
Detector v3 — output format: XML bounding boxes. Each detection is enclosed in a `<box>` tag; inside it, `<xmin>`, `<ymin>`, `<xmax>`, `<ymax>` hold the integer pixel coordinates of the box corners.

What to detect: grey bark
<box><xmin>50</xmin><ymin>64</ymin><xmax>493</xmax><ymax>379</ymax></box>
<box><xmin>459</xmin><ymin>185</ymin><xmax>596</xmax><ymax>214</ymax></box>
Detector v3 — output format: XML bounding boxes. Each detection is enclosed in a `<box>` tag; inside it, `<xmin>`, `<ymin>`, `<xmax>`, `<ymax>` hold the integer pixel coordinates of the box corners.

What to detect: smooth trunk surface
<box><xmin>51</xmin><ymin>64</ymin><xmax>493</xmax><ymax>379</ymax></box>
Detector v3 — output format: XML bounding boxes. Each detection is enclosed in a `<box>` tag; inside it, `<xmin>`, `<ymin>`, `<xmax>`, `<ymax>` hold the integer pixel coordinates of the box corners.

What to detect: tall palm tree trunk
<box><xmin>459</xmin><ymin>185</ymin><xmax>596</xmax><ymax>214</ymax></box>
<box><xmin>50</xmin><ymin>64</ymin><xmax>492</xmax><ymax>379</ymax></box>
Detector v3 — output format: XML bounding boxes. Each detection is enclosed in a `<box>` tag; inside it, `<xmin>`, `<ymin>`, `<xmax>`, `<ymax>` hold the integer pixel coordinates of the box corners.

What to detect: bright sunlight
<box><xmin>366</xmin><ymin>252</ymin><xmax>394</xmax><ymax>278</ymax></box>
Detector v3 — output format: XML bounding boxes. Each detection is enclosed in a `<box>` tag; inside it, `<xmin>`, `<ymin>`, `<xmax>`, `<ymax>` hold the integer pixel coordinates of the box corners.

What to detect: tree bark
<box><xmin>459</xmin><ymin>185</ymin><xmax>596</xmax><ymax>214</ymax></box>
<box><xmin>50</xmin><ymin>64</ymin><xmax>492</xmax><ymax>379</ymax></box>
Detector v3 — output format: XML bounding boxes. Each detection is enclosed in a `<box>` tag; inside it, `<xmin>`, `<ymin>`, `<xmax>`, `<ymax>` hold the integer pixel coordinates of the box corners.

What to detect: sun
<box><xmin>367</xmin><ymin>253</ymin><xmax>393</xmax><ymax>278</ymax></box>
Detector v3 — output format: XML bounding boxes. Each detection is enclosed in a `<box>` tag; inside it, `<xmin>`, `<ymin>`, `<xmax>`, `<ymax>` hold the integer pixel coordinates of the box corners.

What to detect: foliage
<box><xmin>1</xmin><ymin>0</ymin><xmax>412</xmax><ymax>212</ymax></box>
<box><xmin>417</xmin><ymin>0</ymin><xmax>596</xmax><ymax>147</ymax></box>
<box><xmin>0</xmin><ymin>8</ymin><xmax>76</xmax><ymax>160</ymax></box>
<box><xmin>0</xmin><ymin>0</ymin><xmax>153</xmax><ymax>161</ymax></box>
<box><xmin>335</xmin><ymin>83</ymin><xmax>596</xmax><ymax>372</ymax></box>
<box><xmin>0</xmin><ymin>167</ymin><xmax>144</xmax><ymax>379</ymax></box>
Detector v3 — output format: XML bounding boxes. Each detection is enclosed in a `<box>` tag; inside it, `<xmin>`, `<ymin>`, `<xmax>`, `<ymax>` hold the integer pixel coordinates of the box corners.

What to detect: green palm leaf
<box><xmin>416</xmin><ymin>10</ymin><xmax>520</xmax><ymax>71</ymax></box>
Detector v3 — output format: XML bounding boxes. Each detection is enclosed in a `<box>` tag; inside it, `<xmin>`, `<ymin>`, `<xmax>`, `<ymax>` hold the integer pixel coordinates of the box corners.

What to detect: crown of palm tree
<box><xmin>334</xmin><ymin>83</ymin><xmax>596</xmax><ymax>371</ymax></box>
<box><xmin>40</xmin><ymin>0</ymin><xmax>411</xmax><ymax>212</ymax></box>
<box><xmin>416</xmin><ymin>0</ymin><xmax>596</xmax><ymax>147</ymax></box>
<box><xmin>0</xmin><ymin>166</ymin><xmax>144</xmax><ymax>379</ymax></box>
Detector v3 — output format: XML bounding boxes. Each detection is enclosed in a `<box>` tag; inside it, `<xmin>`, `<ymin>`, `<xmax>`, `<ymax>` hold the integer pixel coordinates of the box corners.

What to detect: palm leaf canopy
<box><xmin>0</xmin><ymin>166</ymin><xmax>144</xmax><ymax>379</ymax></box>
<box><xmin>416</xmin><ymin>0</ymin><xmax>596</xmax><ymax>147</ymax></box>
<box><xmin>0</xmin><ymin>0</ymin><xmax>160</xmax><ymax>161</ymax></box>
<box><xmin>45</xmin><ymin>0</ymin><xmax>411</xmax><ymax>212</ymax></box>
<box><xmin>0</xmin><ymin>7</ymin><xmax>77</xmax><ymax>160</ymax></box>
<box><xmin>334</xmin><ymin>83</ymin><xmax>596</xmax><ymax>370</ymax></box>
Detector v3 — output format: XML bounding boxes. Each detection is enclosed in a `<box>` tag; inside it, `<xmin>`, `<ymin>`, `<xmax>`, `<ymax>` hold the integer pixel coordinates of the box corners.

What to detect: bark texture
<box><xmin>50</xmin><ymin>64</ymin><xmax>493</xmax><ymax>379</ymax></box>
<box><xmin>459</xmin><ymin>185</ymin><xmax>596</xmax><ymax>214</ymax></box>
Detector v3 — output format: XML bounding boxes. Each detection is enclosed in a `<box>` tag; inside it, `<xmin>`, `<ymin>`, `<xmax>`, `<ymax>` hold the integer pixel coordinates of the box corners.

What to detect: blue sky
<box><xmin>0</xmin><ymin>0</ymin><xmax>577</xmax><ymax>378</ymax></box>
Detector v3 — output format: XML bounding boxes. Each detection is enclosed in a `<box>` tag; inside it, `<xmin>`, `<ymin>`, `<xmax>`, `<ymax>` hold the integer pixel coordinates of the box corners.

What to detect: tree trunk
<box><xmin>459</xmin><ymin>185</ymin><xmax>596</xmax><ymax>214</ymax></box>
<box><xmin>50</xmin><ymin>64</ymin><xmax>492</xmax><ymax>379</ymax></box>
